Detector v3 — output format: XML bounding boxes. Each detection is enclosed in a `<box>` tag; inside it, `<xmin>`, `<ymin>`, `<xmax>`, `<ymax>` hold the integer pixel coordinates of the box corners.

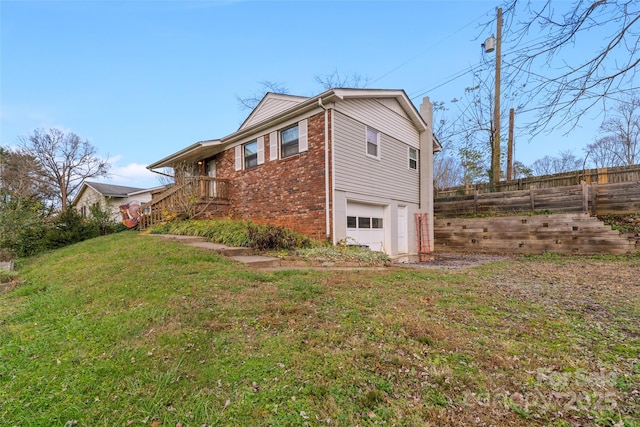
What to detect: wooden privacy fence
<box><xmin>434</xmin><ymin>181</ymin><xmax>640</xmax><ymax>217</ymax></box>
<box><xmin>436</xmin><ymin>164</ymin><xmax>640</xmax><ymax>198</ymax></box>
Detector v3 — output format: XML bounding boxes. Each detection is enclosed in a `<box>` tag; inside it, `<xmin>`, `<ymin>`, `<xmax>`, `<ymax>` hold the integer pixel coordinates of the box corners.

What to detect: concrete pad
<box><xmin>229</xmin><ymin>256</ymin><xmax>281</xmax><ymax>269</ymax></box>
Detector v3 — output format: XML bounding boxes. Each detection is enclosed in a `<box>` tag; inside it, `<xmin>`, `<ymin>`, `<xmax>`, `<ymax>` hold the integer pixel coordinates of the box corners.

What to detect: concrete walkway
<box><xmin>145</xmin><ymin>234</ymin><xmax>282</xmax><ymax>269</ymax></box>
<box><xmin>144</xmin><ymin>234</ymin><xmax>389</xmax><ymax>270</ymax></box>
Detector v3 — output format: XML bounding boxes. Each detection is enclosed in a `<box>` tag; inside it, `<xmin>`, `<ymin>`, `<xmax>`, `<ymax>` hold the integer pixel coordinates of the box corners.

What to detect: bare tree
<box><xmin>584</xmin><ymin>136</ymin><xmax>619</xmax><ymax>169</ymax></box>
<box><xmin>444</xmin><ymin>80</ymin><xmax>502</xmax><ymax>185</ymax></box>
<box><xmin>500</xmin><ymin>0</ymin><xmax>640</xmax><ymax>133</ymax></box>
<box><xmin>314</xmin><ymin>70</ymin><xmax>370</xmax><ymax>90</ymax></box>
<box><xmin>586</xmin><ymin>94</ymin><xmax>640</xmax><ymax>167</ymax></box>
<box><xmin>236</xmin><ymin>80</ymin><xmax>289</xmax><ymax>111</ymax></box>
<box><xmin>530</xmin><ymin>150</ymin><xmax>583</xmax><ymax>176</ymax></box>
<box><xmin>433</xmin><ymin>154</ymin><xmax>464</xmax><ymax>191</ymax></box>
<box><xmin>18</xmin><ymin>128</ymin><xmax>109</xmax><ymax>212</ymax></box>
<box><xmin>512</xmin><ymin>160</ymin><xmax>533</xmax><ymax>179</ymax></box>
<box><xmin>236</xmin><ymin>71</ymin><xmax>370</xmax><ymax>113</ymax></box>
<box><xmin>0</xmin><ymin>147</ymin><xmax>55</xmax><ymax>206</ymax></box>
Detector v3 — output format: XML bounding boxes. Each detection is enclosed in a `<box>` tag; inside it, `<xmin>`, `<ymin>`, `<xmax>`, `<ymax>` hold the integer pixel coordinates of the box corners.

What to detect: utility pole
<box><xmin>492</xmin><ymin>7</ymin><xmax>503</xmax><ymax>186</ymax></box>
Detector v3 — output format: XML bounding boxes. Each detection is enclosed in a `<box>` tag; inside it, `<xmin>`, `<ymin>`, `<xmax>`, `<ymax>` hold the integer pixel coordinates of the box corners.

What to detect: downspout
<box><xmin>318</xmin><ymin>98</ymin><xmax>331</xmax><ymax>242</ymax></box>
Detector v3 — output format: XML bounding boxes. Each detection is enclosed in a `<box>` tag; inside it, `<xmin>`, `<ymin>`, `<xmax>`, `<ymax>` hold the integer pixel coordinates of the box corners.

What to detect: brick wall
<box><xmin>215</xmin><ymin>112</ymin><xmax>331</xmax><ymax>241</ymax></box>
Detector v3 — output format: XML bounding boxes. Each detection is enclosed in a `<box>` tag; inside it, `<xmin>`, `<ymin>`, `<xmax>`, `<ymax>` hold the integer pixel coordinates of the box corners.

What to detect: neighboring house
<box><xmin>146</xmin><ymin>88</ymin><xmax>442</xmax><ymax>256</ymax></box>
<box><xmin>73</xmin><ymin>181</ymin><xmax>165</xmax><ymax>223</ymax></box>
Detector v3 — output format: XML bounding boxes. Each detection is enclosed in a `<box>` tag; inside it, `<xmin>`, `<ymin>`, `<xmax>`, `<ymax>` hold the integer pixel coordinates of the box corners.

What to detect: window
<box><xmin>366</xmin><ymin>128</ymin><xmax>379</xmax><ymax>158</ymax></box>
<box><xmin>358</xmin><ymin>217</ymin><xmax>371</xmax><ymax>229</ymax></box>
<box><xmin>409</xmin><ymin>147</ymin><xmax>418</xmax><ymax>170</ymax></box>
<box><xmin>244</xmin><ymin>140</ymin><xmax>258</xmax><ymax>169</ymax></box>
<box><xmin>349</xmin><ymin>216</ymin><xmax>383</xmax><ymax>229</ymax></box>
<box><xmin>281</xmin><ymin>125</ymin><xmax>299</xmax><ymax>158</ymax></box>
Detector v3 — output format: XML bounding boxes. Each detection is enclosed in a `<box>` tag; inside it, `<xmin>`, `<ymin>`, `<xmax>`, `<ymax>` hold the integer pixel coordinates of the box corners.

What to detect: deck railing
<box><xmin>138</xmin><ymin>177</ymin><xmax>230</xmax><ymax>230</ymax></box>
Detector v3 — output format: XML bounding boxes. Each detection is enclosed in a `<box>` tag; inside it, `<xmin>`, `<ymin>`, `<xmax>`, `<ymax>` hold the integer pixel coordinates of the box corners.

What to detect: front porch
<box><xmin>138</xmin><ymin>176</ymin><xmax>231</xmax><ymax>230</ymax></box>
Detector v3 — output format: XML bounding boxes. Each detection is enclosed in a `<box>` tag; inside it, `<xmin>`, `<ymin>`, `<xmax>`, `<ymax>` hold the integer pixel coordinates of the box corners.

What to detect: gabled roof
<box><xmin>84</xmin><ymin>181</ymin><xmax>146</xmax><ymax>197</ymax></box>
<box><xmin>238</xmin><ymin>93</ymin><xmax>309</xmax><ymax>131</ymax></box>
<box><xmin>72</xmin><ymin>181</ymin><xmax>165</xmax><ymax>208</ymax></box>
<box><xmin>148</xmin><ymin>88</ymin><xmax>437</xmax><ymax>170</ymax></box>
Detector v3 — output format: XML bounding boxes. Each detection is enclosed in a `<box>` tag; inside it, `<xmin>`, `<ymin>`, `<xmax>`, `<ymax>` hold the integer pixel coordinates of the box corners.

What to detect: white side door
<box><xmin>207</xmin><ymin>159</ymin><xmax>217</xmax><ymax>198</ymax></box>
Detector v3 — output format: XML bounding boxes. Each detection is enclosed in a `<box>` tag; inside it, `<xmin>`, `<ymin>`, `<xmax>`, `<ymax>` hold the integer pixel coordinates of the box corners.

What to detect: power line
<box><xmin>370</xmin><ymin>7</ymin><xmax>495</xmax><ymax>86</ymax></box>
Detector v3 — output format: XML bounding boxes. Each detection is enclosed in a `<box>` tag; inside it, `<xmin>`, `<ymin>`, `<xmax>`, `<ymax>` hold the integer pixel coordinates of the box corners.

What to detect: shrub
<box><xmin>87</xmin><ymin>203</ymin><xmax>126</xmax><ymax>235</ymax></box>
<box><xmin>0</xmin><ymin>201</ymin><xmax>48</xmax><ymax>257</ymax></box>
<box><xmin>150</xmin><ymin>219</ymin><xmax>314</xmax><ymax>250</ymax></box>
<box><xmin>247</xmin><ymin>223</ymin><xmax>312</xmax><ymax>250</ymax></box>
<box><xmin>43</xmin><ymin>209</ymin><xmax>99</xmax><ymax>250</ymax></box>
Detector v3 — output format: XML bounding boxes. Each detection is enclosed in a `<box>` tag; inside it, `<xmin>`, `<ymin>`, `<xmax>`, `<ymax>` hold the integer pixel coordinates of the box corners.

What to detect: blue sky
<box><xmin>0</xmin><ymin>0</ymin><xmax>618</xmax><ymax>188</ymax></box>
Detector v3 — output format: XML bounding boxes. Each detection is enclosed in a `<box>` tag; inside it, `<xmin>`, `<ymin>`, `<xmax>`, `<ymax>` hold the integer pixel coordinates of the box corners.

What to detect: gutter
<box><xmin>318</xmin><ymin>98</ymin><xmax>331</xmax><ymax>241</ymax></box>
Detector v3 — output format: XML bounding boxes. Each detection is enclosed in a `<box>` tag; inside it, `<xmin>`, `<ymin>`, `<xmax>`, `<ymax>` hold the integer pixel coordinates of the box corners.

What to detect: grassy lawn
<box><xmin>1</xmin><ymin>231</ymin><xmax>638</xmax><ymax>426</ymax></box>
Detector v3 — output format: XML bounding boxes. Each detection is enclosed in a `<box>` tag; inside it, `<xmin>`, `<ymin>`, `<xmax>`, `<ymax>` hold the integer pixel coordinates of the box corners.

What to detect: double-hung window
<box><xmin>280</xmin><ymin>125</ymin><xmax>299</xmax><ymax>158</ymax></box>
<box><xmin>409</xmin><ymin>147</ymin><xmax>418</xmax><ymax>170</ymax></box>
<box><xmin>244</xmin><ymin>140</ymin><xmax>258</xmax><ymax>169</ymax></box>
<box><xmin>366</xmin><ymin>127</ymin><xmax>380</xmax><ymax>159</ymax></box>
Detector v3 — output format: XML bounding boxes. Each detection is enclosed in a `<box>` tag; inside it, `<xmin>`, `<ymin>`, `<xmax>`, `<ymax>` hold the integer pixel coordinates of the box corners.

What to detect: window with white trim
<box><xmin>280</xmin><ymin>125</ymin><xmax>299</xmax><ymax>158</ymax></box>
<box><xmin>409</xmin><ymin>147</ymin><xmax>418</xmax><ymax>170</ymax></box>
<box><xmin>366</xmin><ymin>127</ymin><xmax>379</xmax><ymax>159</ymax></box>
<box><xmin>244</xmin><ymin>140</ymin><xmax>258</xmax><ymax>169</ymax></box>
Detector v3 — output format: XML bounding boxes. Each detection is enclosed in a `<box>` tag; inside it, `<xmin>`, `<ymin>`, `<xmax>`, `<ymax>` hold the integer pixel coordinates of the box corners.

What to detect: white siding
<box><xmin>76</xmin><ymin>188</ymin><xmax>154</xmax><ymax>223</ymax></box>
<box><xmin>335</xmin><ymin>98</ymin><xmax>419</xmax><ymax>147</ymax></box>
<box><xmin>333</xmin><ymin>111</ymin><xmax>420</xmax><ymax>204</ymax></box>
<box><xmin>241</xmin><ymin>98</ymin><xmax>304</xmax><ymax>129</ymax></box>
<box><xmin>333</xmin><ymin>190</ymin><xmax>420</xmax><ymax>256</ymax></box>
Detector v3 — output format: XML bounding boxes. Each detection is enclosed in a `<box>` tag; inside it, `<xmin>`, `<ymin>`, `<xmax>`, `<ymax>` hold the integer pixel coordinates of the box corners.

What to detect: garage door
<box><xmin>346</xmin><ymin>202</ymin><xmax>385</xmax><ymax>252</ymax></box>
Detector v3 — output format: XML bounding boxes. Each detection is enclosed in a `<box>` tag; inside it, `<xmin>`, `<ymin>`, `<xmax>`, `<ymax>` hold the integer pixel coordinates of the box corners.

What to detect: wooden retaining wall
<box><xmin>435</xmin><ymin>181</ymin><xmax>640</xmax><ymax>217</ymax></box>
<box><xmin>434</xmin><ymin>214</ymin><xmax>637</xmax><ymax>255</ymax></box>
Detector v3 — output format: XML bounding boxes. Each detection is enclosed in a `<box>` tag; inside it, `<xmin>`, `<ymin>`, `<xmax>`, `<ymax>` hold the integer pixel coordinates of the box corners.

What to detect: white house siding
<box><xmin>75</xmin><ymin>189</ymin><xmax>153</xmax><ymax>222</ymax></box>
<box><xmin>240</xmin><ymin>97</ymin><xmax>305</xmax><ymax>130</ymax></box>
<box><xmin>333</xmin><ymin>191</ymin><xmax>420</xmax><ymax>256</ymax></box>
<box><xmin>75</xmin><ymin>188</ymin><xmax>105</xmax><ymax>217</ymax></box>
<box><xmin>332</xmin><ymin>106</ymin><xmax>422</xmax><ymax>256</ymax></box>
<box><xmin>334</xmin><ymin>98</ymin><xmax>419</xmax><ymax>148</ymax></box>
<box><xmin>333</xmin><ymin>110</ymin><xmax>419</xmax><ymax>202</ymax></box>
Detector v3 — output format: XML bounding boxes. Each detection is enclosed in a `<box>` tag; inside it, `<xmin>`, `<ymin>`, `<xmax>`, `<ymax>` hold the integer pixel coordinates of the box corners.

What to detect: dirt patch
<box><xmin>475</xmin><ymin>258</ymin><xmax>640</xmax><ymax>323</ymax></box>
<box><xmin>400</xmin><ymin>252</ymin><xmax>513</xmax><ymax>270</ymax></box>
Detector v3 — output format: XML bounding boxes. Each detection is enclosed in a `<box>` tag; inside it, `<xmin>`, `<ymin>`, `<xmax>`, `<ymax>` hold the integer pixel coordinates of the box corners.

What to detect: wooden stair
<box><xmin>435</xmin><ymin>213</ymin><xmax>637</xmax><ymax>255</ymax></box>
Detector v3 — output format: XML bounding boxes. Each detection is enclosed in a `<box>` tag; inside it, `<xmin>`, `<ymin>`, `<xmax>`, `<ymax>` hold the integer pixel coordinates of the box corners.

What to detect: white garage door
<box><xmin>346</xmin><ymin>202</ymin><xmax>385</xmax><ymax>252</ymax></box>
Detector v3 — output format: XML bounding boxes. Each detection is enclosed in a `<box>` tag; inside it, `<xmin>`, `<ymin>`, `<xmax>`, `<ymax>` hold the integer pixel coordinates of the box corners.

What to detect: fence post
<box><xmin>590</xmin><ymin>182</ymin><xmax>598</xmax><ymax>216</ymax></box>
<box><xmin>474</xmin><ymin>190</ymin><xmax>479</xmax><ymax>215</ymax></box>
<box><xmin>529</xmin><ymin>185</ymin><xmax>536</xmax><ymax>212</ymax></box>
<box><xmin>581</xmin><ymin>180</ymin><xmax>589</xmax><ymax>213</ymax></box>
